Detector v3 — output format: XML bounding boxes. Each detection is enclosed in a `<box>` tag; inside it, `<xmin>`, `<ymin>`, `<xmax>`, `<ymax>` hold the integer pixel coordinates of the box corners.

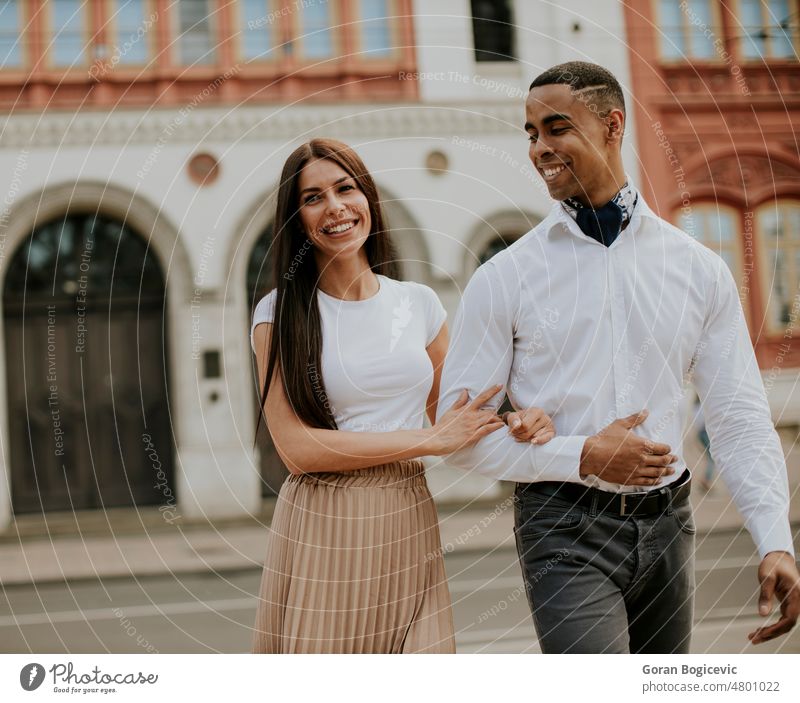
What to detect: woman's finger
<box><xmin>478</xmin><ymin>421</ymin><xmax>506</xmax><ymax>438</ymax></box>
<box><xmin>531</xmin><ymin>430</ymin><xmax>555</xmax><ymax>445</ymax></box>
<box><xmin>511</xmin><ymin>414</ymin><xmax>549</xmax><ymax>441</ymax></box>
<box><xmin>506</xmin><ymin>411</ymin><xmax>522</xmax><ymax>430</ymax></box>
<box><xmin>469</xmin><ymin>384</ymin><xmax>504</xmax><ymax>410</ymax></box>
<box><xmin>450</xmin><ymin>389</ymin><xmax>469</xmax><ymax>409</ymax></box>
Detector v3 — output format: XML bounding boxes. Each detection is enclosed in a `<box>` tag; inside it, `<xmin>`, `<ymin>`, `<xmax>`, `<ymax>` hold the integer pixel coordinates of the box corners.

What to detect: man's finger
<box><xmin>644</xmin><ymin>441</ymin><xmax>672</xmax><ymax>456</ymax></box>
<box><xmin>759</xmin><ymin>575</ymin><xmax>776</xmax><ymax>617</ymax></box>
<box><xmin>748</xmin><ymin>616</ymin><xmax>796</xmax><ymax>644</ymax></box>
<box><xmin>634</xmin><ymin>466</ymin><xmax>673</xmax><ymax>479</ymax></box>
<box><xmin>625</xmin><ymin>409</ymin><xmax>649</xmax><ymax>428</ymax></box>
<box><xmin>644</xmin><ymin>453</ymin><xmax>678</xmax><ymax>467</ymax></box>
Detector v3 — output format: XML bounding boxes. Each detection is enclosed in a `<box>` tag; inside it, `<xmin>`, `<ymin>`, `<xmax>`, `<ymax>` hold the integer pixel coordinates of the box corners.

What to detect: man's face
<box><xmin>524</xmin><ymin>83</ymin><xmax>619</xmax><ymax>204</ymax></box>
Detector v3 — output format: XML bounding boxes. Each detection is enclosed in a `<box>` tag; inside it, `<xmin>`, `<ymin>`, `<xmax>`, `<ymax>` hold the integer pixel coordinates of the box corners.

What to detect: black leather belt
<box><xmin>519</xmin><ymin>468</ymin><xmax>692</xmax><ymax>518</ymax></box>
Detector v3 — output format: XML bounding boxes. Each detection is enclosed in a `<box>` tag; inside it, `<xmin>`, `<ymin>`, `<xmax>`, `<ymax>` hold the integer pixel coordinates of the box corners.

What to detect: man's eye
<box><xmin>551</xmin><ymin>127</ymin><xmax>567</xmax><ymax>134</ymax></box>
<box><xmin>528</xmin><ymin>135</ymin><xmax>538</xmax><ymax>143</ymax></box>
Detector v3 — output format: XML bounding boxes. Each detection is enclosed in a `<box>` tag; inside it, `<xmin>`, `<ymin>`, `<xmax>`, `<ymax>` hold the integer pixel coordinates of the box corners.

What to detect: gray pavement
<box><xmin>1</xmin><ymin>529</ymin><xmax>797</xmax><ymax>654</ymax></box>
<box><xmin>0</xmin><ymin>429</ymin><xmax>798</xmax><ymax>652</ymax></box>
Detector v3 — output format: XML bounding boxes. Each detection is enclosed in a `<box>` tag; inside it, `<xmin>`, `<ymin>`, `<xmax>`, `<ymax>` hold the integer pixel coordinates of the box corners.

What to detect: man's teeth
<box><xmin>543</xmin><ymin>165</ymin><xmax>567</xmax><ymax>177</ymax></box>
<box><xmin>323</xmin><ymin>221</ymin><xmax>355</xmax><ymax>234</ymax></box>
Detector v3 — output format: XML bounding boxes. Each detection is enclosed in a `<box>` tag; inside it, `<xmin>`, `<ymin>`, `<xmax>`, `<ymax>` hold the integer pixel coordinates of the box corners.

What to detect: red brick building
<box><xmin>624</xmin><ymin>0</ymin><xmax>800</xmax><ymax>378</ymax></box>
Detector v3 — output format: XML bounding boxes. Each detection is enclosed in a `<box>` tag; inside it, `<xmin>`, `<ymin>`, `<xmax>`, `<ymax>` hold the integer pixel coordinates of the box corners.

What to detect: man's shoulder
<box><xmin>637</xmin><ymin>204</ymin><xmax>728</xmax><ymax>273</ymax></box>
<box><xmin>482</xmin><ymin>214</ymin><xmax>557</xmax><ymax>270</ymax></box>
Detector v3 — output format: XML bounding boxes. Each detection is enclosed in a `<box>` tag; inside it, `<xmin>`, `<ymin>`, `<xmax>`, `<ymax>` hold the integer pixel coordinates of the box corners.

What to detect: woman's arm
<box><xmin>424</xmin><ymin>323</ymin><xmax>449</xmax><ymax>424</ymax></box>
<box><xmin>254</xmin><ymin>322</ymin><xmax>503</xmax><ymax>475</ymax></box>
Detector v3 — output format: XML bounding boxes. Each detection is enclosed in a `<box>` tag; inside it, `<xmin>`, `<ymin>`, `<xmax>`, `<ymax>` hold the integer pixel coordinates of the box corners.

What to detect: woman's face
<box><xmin>296</xmin><ymin>158</ymin><xmax>372</xmax><ymax>263</ymax></box>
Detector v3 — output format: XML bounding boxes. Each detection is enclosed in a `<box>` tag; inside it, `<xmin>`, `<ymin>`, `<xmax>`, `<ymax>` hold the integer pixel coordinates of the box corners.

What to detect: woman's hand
<box><xmin>503</xmin><ymin>407</ymin><xmax>556</xmax><ymax>444</ymax></box>
<box><xmin>427</xmin><ymin>385</ymin><xmax>505</xmax><ymax>455</ymax></box>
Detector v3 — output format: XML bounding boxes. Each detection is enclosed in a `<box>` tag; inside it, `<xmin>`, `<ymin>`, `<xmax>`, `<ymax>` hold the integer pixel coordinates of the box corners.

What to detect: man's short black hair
<box><xmin>529</xmin><ymin>61</ymin><xmax>626</xmax><ymax>118</ymax></box>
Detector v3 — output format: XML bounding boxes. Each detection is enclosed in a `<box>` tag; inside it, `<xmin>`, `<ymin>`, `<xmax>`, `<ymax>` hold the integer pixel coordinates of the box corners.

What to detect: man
<box><xmin>437</xmin><ymin>61</ymin><xmax>799</xmax><ymax>653</ymax></box>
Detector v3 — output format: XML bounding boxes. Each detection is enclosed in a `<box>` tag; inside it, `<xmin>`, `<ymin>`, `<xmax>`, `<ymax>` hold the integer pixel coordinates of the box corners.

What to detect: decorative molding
<box><xmin>0</xmin><ymin>103</ymin><xmax>524</xmax><ymax>148</ymax></box>
<box><xmin>696</xmin><ymin>154</ymin><xmax>800</xmax><ymax>192</ymax></box>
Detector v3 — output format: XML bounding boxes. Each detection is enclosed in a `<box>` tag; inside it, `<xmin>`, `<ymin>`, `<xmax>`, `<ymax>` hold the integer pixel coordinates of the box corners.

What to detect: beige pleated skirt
<box><xmin>251</xmin><ymin>459</ymin><xmax>455</xmax><ymax>653</ymax></box>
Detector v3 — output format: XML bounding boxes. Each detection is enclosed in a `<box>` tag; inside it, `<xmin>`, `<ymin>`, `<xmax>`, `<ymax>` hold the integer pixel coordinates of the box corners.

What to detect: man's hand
<box><xmin>503</xmin><ymin>407</ymin><xmax>555</xmax><ymax>444</ymax></box>
<box><xmin>748</xmin><ymin>551</ymin><xmax>800</xmax><ymax>645</ymax></box>
<box><xmin>579</xmin><ymin>409</ymin><xmax>678</xmax><ymax>486</ymax></box>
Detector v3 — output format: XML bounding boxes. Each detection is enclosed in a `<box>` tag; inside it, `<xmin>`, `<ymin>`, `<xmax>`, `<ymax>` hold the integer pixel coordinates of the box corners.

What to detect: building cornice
<box><xmin>0</xmin><ymin>102</ymin><xmax>524</xmax><ymax>148</ymax></box>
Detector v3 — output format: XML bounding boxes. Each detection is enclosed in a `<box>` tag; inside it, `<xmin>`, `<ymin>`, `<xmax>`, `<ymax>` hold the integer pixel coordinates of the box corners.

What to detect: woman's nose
<box><xmin>325</xmin><ymin>192</ymin><xmax>345</xmax><ymax>215</ymax></box>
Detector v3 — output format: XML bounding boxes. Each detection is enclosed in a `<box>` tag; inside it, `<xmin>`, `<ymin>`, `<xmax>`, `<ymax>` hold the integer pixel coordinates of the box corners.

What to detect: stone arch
<box><xmin>462</xmin><ymin>209</ymin><xmax>542</xmax><ymax>282</ymax></box>
<box><xmin>0</xmin><ymin>181</ymin><xmax>192</xmax><ymax>527</ymax></box>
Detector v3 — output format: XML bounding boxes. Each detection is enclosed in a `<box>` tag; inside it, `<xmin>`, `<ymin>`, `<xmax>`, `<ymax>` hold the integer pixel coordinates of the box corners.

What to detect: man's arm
<box><xmin>691</xmin><ymin>259</ymin><xmax>794</xmax><ymax>559</ymax></box>
<box><xmin>436</xmin><ymin>262</ymin><xmax>589</xmax><ymax>483</ymax></box>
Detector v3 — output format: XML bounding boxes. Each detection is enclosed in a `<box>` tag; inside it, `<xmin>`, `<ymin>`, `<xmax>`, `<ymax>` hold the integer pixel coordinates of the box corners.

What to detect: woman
<box><xmin>250</xmin><ymin>138</ymin><xmax>550</xmax><ymax>654</ymax></box>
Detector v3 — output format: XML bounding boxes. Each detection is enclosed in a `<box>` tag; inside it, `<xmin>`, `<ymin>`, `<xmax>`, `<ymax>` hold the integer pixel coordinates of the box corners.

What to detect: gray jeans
<box><xmin>513</xmin><ymin>482</ymin><xmax>696</xmax><ymax>653</ymax></box>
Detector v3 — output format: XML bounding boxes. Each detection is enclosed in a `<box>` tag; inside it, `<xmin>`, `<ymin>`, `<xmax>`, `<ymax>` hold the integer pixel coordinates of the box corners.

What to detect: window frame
<box><xmin>655</xmin><ymin>0</ymin><xmax>726</xmax><ymax>62</ymax></box>
<box><xmin>287</xmin><ymin>0</ymin><xmax>341</xmax><ymax>63</ymax></box>
<box><xmin>235</xmin><ymin>0</ymin><xmax>282</xmax><ymax>64</ymax></box>
<box><xmin>470</xmin><ymin>0</ymin><xmax>517</xmax><ymax>63</ymax></box>
<box><xmin>675</xmin><ymin>202</ymin><xmax>753</xmax><ymax>326</ymax></box>
<box><xmin>172</xmin><ymin>0</ymin><xmax>219</xmax><ymax>67</ymax></box>
<box><xmin>47</xmin><ymin>0</ymin><xmax>92</xmax><ymax>69</ymax></box>
<box><xmin>103</xmin><ymin>0</ymin><xmax>156</xmax><ymax>68</ymax></box>
<box><xmin>734</xmin><ymin>0</ymin><xmax>799</xmax><ymax>61</ymax></box>
<box><xmin>0</xmin><ymin>0</ymin><xmax>24</xmax><ymax>69</ymax></box>
<box><xmin>353</xmin><ymin>0</ymin><xmax>399</xmax><ymax>60</ymax></box>
<box><xmin>756</xmin><ymin>199</ymin><xmax>800</xmax><ymax>337</ymax></box>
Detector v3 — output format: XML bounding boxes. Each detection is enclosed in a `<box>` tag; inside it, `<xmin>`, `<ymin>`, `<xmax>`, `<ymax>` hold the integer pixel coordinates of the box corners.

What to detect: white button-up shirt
<box><xmin>438</xmin><ymin>194</ymin><xmax>793</xmax><ymax>559</ymax></box>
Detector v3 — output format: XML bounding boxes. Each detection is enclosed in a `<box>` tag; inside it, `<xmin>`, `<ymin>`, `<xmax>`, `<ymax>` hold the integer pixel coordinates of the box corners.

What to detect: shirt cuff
<box><xmin>748</xmin><ymin>512</ymin><xmax>796</xmax><ymax>560</ymax></box>
<box><xmin>521</xmin><ymin>434</ymin><xmax>589</xmax><ymax>484</ymax></box>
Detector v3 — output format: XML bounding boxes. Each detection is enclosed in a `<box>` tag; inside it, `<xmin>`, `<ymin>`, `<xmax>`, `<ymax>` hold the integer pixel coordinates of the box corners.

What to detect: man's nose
<box><xmin>533</xmin><ymin>137</ymin><xmax>554</xmax><ymax>161</ymax></box>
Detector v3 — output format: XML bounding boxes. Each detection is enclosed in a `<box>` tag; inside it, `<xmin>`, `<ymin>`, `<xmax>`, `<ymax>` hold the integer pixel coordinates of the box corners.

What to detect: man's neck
<box><xmin>569</xmin><ymin>178</ymin><xmax>627</xmax><ymax>208</ymax></box>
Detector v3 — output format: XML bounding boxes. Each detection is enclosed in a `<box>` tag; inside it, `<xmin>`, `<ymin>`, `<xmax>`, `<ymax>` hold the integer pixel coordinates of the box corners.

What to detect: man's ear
<box><xmin>605</xmin><ymin>109</ymin><xmax>625</xmax><ymax>145</ymax></box>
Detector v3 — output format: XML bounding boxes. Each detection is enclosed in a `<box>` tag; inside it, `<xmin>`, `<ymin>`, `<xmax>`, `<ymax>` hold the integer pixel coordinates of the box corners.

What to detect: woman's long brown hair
<box><xmin>253</xmin><ymin>138</ymin><xmax>399</xmax><ymax>445</ymax></box>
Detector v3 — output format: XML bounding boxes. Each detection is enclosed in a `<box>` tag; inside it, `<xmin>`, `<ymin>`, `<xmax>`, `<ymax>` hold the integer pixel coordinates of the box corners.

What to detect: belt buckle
<box><xmin>619</xmin><ymin>493</ymin><xmax>629</xmax><ymax>517</ymax></box>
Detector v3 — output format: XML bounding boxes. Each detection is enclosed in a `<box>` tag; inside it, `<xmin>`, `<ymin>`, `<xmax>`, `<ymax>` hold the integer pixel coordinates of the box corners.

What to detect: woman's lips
<box><xmin>320</xmin><ymin>219</ymin><xmax>358</xmax><ymax>236</ymax></box>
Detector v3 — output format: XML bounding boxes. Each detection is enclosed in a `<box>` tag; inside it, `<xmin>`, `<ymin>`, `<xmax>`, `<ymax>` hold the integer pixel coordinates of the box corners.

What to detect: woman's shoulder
<box><xmin>381</xmin><ymin>276</ymin><xmax>441</xmax><ymax>305</ymax></box>
<box><xmin>252</xmin><ymin>289</ymin><xmax>277</xmax><ymax>325</ymax></box>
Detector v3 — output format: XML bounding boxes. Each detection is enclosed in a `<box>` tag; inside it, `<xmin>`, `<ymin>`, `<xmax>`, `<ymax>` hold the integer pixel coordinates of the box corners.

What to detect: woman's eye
<box><xmin>339</xmin><ymin>184</ymin><xmax>354</xmax><ymax>192</ymax></box>
<box><xmin>304</xmin><ymin>193</ymin><xmax>320</xmax><ymax>204</ymax></box>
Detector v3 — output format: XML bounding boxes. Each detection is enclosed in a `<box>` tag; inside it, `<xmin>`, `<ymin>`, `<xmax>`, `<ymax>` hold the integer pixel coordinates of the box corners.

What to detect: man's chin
<box><xmin>546</xmin><ymin>184</ymin><xmax>571</xmax><ymax>201</ymax></box>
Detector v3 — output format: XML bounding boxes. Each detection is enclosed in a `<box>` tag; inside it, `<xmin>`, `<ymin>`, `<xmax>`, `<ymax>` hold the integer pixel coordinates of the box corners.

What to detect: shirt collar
<box><xmin>541</xmin><ymin>179</ymin><xmax>656</xmax><ymax>244</ymax></box>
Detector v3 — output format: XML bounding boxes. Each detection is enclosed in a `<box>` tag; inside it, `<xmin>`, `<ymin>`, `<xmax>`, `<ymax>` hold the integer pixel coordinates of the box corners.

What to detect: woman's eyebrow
<box><xmin>299</xmin><ymin>176</ymin><xmax>349</xmax><ymax>196</ymax></box>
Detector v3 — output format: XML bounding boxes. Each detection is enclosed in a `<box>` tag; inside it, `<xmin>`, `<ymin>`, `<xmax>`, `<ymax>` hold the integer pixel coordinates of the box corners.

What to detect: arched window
<box><xmin>678</xmin><ymin>204</ymin><xmax>744</xmax><ymax>287</ymax></box>
<box><xmin>3</xmin><ymin>213</ymin><xmax>171</xmax><ymax>514</ymax></box>
<box><xmin>757</xmin><ymin>200</ymin><xmax>800</xmax><ymax>334</ymax></box>
<box><xmin>478</xmin><ymin>236</ymin><xmax>511</xmax><ymax>266</ymax></box>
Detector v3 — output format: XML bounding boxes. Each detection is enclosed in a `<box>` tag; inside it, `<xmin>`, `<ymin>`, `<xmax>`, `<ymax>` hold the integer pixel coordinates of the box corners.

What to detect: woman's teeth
<box><xmin>323</xmin><ymin>221</ymin><xmax>355</xmax><ymax>234</ymax></box>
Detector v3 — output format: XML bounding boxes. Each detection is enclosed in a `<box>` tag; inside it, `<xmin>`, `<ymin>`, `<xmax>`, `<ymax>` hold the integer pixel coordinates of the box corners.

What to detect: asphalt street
<box><xmin>1</xmin><ymin>529</ymin><xmax>798</xmax><ymax>654</ymax></box>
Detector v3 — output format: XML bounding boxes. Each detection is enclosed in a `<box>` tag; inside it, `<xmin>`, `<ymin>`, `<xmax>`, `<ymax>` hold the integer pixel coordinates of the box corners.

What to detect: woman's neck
<box><xmin>314</xmin><ymin>251</ymin><xmax>378</xmax><ymax>301</ymax></box>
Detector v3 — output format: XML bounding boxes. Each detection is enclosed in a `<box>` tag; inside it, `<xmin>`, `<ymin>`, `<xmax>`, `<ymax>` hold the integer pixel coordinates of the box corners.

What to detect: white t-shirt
<box><xmin>250</xmin><ymin>275</ymin><xmax>447</xmax><ymax>432</ymax></box>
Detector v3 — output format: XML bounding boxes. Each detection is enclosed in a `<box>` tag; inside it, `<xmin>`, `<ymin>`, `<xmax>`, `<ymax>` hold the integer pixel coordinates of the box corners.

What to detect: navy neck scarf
<box><xmin>575</xmin><ymin>200</ymin><xmax>624</xmax><ymax>247</ymax></box>
<box><xmin>561</xmin><ymin>182</ymin><xmax>638</xmax><ymax>247</ymax></box>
